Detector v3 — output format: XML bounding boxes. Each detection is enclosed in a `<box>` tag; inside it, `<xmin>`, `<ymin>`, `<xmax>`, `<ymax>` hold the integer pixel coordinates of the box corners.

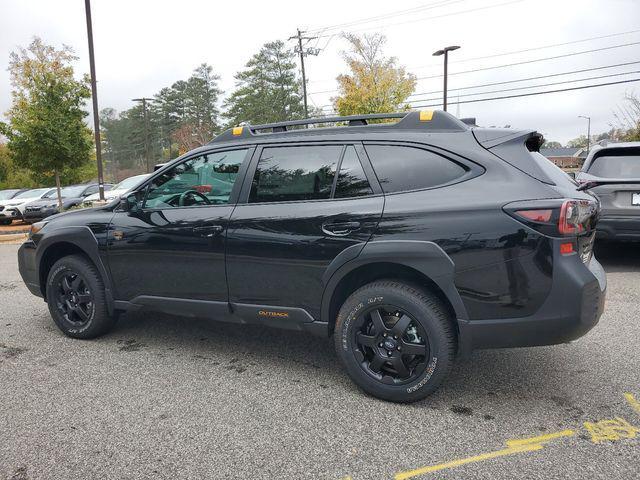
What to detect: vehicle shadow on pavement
<box><xmin>113</xmin><ymin>310</ymin><xmax>340</xmax><ymax>375</ymax></box>
<box><xmin>595</xmin><ymin>240</ymin><xmax>640</xmax><ymax>272</ymax></box>
<box><xmin>111</xmin><ymin>309</ymin><xmax>591</xmax><ymax>408</ymax></box>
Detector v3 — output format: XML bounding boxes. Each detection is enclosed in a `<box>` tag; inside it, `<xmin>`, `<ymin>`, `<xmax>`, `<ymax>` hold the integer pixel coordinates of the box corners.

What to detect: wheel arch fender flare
<box><xmin>36</xmin><ymin>226</ymin><xmax>115</xmax><ymax>314</ymax></box>
<box><xmin>320</xmin><ymin>240</ymin><xmax>468</xmax><ymax>324</ymax></box>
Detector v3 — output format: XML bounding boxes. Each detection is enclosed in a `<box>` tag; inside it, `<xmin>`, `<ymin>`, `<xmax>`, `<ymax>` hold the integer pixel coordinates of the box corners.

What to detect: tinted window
<box><xmin>365</xmin><ymin>145</ymin><xmax>466</xmax><ymax>193</ymax></box>
<box><xmin>145</xmin><ymin>149</ymin><xmax>247</xmax><ymax>208</ymax></box>
<box><xmin>335</xmin><ymin>146</ymin><xmax>372</xmax><ymax>198</ymax></box>
<box><xmin>250</xmin><ymin>146</ymin><xmax>341</xmax><ymax>203</ymax></box>
<box><xmin>587</xmin><ymin>154</ymin><xmax>640</xmax><ymax>178</ymax></box>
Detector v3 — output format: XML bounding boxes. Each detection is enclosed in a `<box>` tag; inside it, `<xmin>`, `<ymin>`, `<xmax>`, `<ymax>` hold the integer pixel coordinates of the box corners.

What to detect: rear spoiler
<box><xmin>577</xmin><ymin>178</ymin><xmax>640</xmax><ymax>191</ymax></box>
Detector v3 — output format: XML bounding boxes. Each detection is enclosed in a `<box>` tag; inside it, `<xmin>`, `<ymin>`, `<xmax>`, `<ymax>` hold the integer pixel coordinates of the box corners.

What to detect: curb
<box><xmin>0</xmin><ymin>233</ymin><xmax>28</xmax><ymax>244</ymax></box>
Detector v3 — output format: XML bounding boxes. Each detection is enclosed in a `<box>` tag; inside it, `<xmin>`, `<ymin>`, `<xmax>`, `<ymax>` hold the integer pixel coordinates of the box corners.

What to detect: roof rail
<box><xmin>210</xmin><ymin>110</ymin><xmax>469</xmax><ymax>143</ymax></box>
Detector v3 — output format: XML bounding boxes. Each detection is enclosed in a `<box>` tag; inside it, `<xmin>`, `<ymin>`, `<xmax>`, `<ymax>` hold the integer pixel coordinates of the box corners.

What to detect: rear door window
<box><xmin>335</xmin><ymin>146</ymin><xmax>373</xmax><ymax>198</ymax></box>
<box><xmin>587</xmin><ymin>154</ymin><xmax>640</xmax><ymax>178</ymax></box>
<box><xmin>364</xmin><ymin>145</ymin><xmax>467</xmax><ymax>193</ymax></box>
<box><xmin>249</xmin><ymin>146</ymin><xmax>342</xmax><ymax>203</ymax></box>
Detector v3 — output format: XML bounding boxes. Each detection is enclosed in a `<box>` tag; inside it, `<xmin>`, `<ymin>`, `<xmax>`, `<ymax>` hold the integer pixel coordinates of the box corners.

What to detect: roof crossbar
<box><xmin>251</xmin><ymin>112</ymin><xmax>408</xmax><ymax>132</ymax></box>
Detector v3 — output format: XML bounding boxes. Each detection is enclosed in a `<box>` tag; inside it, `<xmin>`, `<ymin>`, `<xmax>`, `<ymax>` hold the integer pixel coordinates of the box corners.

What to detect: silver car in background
<box><xmin>576</xmin><ymin>142</ymin><xmax>640</xmax><ymax>241</ymax></box>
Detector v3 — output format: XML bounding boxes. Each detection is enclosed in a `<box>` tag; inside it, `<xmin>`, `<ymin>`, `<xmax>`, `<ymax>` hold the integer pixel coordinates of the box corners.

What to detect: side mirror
<box><xmin>119</xmin><ymin>192</ymin><xmax>140</xmax><ymax>213</ymax></box>
<box><xmin>119</xmin><ymin>196</ymin><xmax>130</xmax><ymax>212</ymax></box>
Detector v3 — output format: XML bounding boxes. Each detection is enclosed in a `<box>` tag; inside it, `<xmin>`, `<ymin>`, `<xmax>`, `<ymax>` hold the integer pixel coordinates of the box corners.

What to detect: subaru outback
<box><xmin>18</xmin><ymin>111</ymin><xmax>607</xmax><ymax>403</ymax></box>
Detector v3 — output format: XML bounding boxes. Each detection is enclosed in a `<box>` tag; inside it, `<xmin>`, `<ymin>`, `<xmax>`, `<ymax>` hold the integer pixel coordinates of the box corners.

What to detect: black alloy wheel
<box><xmin>53</xmin><ymin>271</ymin><xmax>94</xmax><ymax>327</ymax></box>
<box><xmin>352</xmin><ymin>305</ymin><xmax>430</xmax><ymax>385</ymax></box>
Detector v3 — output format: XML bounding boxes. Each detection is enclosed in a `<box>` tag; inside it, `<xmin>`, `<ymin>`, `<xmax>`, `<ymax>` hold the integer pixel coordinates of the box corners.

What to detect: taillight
<box><xmin>504</xmin><ymin>199</ymin><xmax>598</xmax><ymax>237</ymax></box>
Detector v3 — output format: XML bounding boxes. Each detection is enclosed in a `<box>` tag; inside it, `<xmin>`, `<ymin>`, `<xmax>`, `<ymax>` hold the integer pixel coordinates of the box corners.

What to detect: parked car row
<box><xmin>0</xmin><ymin>174</ymin><xmax>150</xmax><ymax>225</ymax></box>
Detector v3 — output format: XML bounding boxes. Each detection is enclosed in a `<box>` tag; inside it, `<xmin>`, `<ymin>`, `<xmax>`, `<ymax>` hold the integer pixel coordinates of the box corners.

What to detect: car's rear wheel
<box><xmin>45</xmin><ymin>255</ymin><xmax>117</xmax><ymax>339</ymax></box>
<box><xmin>334</xmin><ymin>280</ymin><xmax>456</xmax><ymax>403</ymax></box>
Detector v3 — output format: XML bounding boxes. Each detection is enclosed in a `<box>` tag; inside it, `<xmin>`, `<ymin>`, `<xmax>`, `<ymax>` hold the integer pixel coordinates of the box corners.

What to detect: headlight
<box><xmin>29</xmin><ymin>221</ymin><xmax>47</xmax><ymax>237</ymax></box>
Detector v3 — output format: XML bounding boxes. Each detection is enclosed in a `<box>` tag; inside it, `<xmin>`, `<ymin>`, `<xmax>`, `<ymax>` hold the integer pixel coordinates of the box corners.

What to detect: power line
<box><xmin>314</xmin><ymin>0</ymin><xmax>526</xmax><ymax>38</ymax></box>
<box><xmin>407</xmin><ymin>69</ymin><xmax>640</xmax><ymax>103</ymax></box>
<box><xmin>305</xmin><ymin>0</ymin><xmax>467</xmax><ymax>35</ymax></box>
<box><xmin>309</xmin><ymin>59</ymin><xmax>640</xmax><ymax>97</ymax></box>
<box><xmin>409</xmin><ymin>60</ymin><xmax>640</xmax><ymax>97</ymax></box>
<box><xmin>410</xmin><ymin>28</ymin><xmax>640</xmax><ymax>71</ymax></box>
<box><xmin>414</xmin><ymin>40</ymin><xmax>640</xmax><ymax>80</ymax></box>
<box><xmin>410</xmin><ymin>77</ymin><xmax>640</xmax><ymax>108</ymax></box>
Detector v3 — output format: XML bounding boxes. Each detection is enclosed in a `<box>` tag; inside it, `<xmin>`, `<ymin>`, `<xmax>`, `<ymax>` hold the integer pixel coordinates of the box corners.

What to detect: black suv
<box><xmin>18</xmin><ymin>111</ymin><xmax>606</xmax><ymax>403</ymax></box>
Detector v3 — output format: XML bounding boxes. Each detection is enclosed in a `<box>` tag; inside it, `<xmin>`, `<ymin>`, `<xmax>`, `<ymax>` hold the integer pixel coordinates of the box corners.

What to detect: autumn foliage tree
<box><xmin>333</xmin><ymin>33</ymin><xmax>416</xmax><ymax>116</ymax></box>
<box><xmin>1</xmin><ymin>38</ymin><xmax>92</xmax><ymax>207</ymax></box>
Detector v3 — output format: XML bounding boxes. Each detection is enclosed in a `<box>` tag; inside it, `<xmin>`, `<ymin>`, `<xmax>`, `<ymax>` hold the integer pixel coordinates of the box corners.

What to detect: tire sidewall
<box><xmin>46</xmin><ymin>258</ymin><xmax>99</xmax><ymax>337</ymax></box>
<box><xmin>336</xmin><ymin>284</ymin><xmax>453</xmax><ymax>402</ymax></box>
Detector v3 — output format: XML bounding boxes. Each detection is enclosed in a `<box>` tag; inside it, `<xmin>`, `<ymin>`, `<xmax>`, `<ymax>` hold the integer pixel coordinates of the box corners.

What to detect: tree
<box><xmin>1</xmin><ymin>38</ymin><xmax>92</xmax><ymax>208</ymax></box>
<box><xmin>542</xmin><ymin>140</ymin><xmax>562</xmax><ymax>148</ymax></box>
<box><xmin>0</xmin><ymin>143</ymin><xmax>38</xmax><ymax>189</ymax></box>
<box><xmin>332</xmin><ymin>33</ymin><xmax>416</xmax><ymax>116</ymax></box>
<box><xmin>567</xmin><ymin>135</ymin><xmax>588</xmax><ymax>149</ymax></box>
<box><xmin>613</xmin><ymin>92</ymin><xmax>640</xmax><ymax>141</ymax></box>
<box><xmin>154</xmin><ymin>63</ymin><xmax>223</xmax><ymax>154</ymax></box>
<box><xmin>223</xmin><ymin>41</ymin><xmax>305</xmax><ymax>126</ymax></box>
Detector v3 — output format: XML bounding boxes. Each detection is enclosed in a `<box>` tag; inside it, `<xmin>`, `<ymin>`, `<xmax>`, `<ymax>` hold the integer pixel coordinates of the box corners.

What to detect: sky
<box><xmin>1</xmin><ymin>0</ymin><xmax>639</xmax><ymax>144</ymax></box>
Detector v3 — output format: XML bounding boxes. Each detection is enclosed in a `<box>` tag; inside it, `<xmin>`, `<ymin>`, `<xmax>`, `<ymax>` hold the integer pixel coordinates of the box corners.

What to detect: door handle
<box><xmin>193</xmin><ymin>225</ymin><xmax>224</xmax><ymax>237</ymax></box>
<box><xmin>322</xmin><ymin>221</ymin><xmax>361</xmax><ymax>236</ymax></box>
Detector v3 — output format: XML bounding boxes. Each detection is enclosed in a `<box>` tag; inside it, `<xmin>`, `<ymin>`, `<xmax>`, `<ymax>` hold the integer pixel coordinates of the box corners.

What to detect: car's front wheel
<box><xmin>334</xmin><ymin>280</ymin><xmax>456</xmax><ymax>403</ymax></box>
<box><xmin>45</xmin><ymin>255</ymin><xmax>117</xmax><ymax>339</ymax></box>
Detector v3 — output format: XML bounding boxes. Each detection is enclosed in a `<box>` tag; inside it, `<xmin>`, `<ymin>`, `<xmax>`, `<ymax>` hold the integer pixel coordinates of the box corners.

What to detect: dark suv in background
<box><xmin>18</xmin><ymin>111</ymin><xmax>606</xmax><ymax>402</ymax></box>
<box><xmin>576</xmin><ymin>142</ymin><xmax>640</xmax><ymax>241</ymax></box>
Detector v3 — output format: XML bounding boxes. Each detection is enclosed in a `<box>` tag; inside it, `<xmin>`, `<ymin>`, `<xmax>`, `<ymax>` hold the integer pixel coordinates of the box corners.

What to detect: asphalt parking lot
<box><xmin>1</xmin><ymin>242</ymin><xmax>639</xmax><ymax>480</ymax></box>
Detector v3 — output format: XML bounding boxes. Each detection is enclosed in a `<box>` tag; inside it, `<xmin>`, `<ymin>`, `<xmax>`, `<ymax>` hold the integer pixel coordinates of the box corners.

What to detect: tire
<box><xmin>334</xmin><ymin>280</ymin><xmax>456</xmax><ymax>403</ymax></box>
<box><xmin>45</xmin><ymin>254</ymin><xmax>117</xmax><ymax>339</ymax></box>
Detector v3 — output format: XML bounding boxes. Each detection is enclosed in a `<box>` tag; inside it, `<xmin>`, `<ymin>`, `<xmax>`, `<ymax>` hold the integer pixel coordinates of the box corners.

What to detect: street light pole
<box><xmin>84</xmin><ymin>0</ymin><xmax>105</xmax><ymax>201</ymax></box>
<box><xmin>433</xmin><ymin>45</ymin><xmax>460</xmax><ymax>112</ymax></box>
<box><xmin>578</xmin><ymin>115</ymin><xmax>591</xmax><ymax>154</ymax></box>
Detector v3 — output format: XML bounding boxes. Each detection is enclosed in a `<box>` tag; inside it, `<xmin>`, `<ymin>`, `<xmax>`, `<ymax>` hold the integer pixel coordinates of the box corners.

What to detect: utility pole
<box><xmin>433</xmin><ymin>45</ymin><xmax>460</xmax><ymax>112</ymax></box>
<box><xmin>84</xmin><ymin>0</ymin><xmax>105</xmax><ymax>200</ymax></box>
<box><xmin>132</xmin><ymin>97</ymin><xmax>153</xmax><ymax>172</ymax></box>
<box><xmin>578</xmin><ymin>115</ymin><xmax>591</xmax><ymax>154</ymax></box>
<box><xmin>289</xmin><ymin>28</ymin><xmax>319</xmax><ymax>118</ymax></box>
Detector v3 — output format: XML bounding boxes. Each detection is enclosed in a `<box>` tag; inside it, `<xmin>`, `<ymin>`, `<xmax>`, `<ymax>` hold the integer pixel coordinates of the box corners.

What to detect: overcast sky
<box><xmin>1</xmin><ymin>0</ymin><xmax>639</xmax><ymax>144</ymax></box>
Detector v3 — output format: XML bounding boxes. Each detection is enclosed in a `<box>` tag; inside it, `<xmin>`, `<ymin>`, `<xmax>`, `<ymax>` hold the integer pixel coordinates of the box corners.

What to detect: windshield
<box><xmin>15</xmin><ymin>188</ymin><xmax>51</xmax><ymax>199</ymax></box>
<box><xmin>113</xmin><ymin>174</ymin><xmax>148</xmax><ymax>191</ymax></box>
<box><xmin>588</xmin><ymin>154</ymin><xmax>640</xmax><ymax>178</ymax></box>
<box><xmin>0</xmin><ymin>190</ymin><xmax>19</xmax><ymax>200</ymax></box>
<box><xmin>59</xmin><ymin>185</ymin><xmax>87</xmax><ymax>198</ymax></box>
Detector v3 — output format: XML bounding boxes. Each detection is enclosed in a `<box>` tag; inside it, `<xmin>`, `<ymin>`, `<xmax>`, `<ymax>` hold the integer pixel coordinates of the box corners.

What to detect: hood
<box><xmin>0</xmin><ymin>197</ymin><xmax>39</xmax><ymax>207</ymax></box>
<box><xmin>84</xmin><ymin>188</ymin><xmax>127</xmax><ymax>202</ymax></box>
<box><xmin>28</xmin><ymin>197</ymin><xmax>83</xmax><ymax>208</ymax></box>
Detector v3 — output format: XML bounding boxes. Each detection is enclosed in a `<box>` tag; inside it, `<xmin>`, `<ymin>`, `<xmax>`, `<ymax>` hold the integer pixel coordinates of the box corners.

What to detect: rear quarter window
<box><xmin>364</xmin><ymin>144</ymin><xmax>468</xmax><ymax>193</ymax></box>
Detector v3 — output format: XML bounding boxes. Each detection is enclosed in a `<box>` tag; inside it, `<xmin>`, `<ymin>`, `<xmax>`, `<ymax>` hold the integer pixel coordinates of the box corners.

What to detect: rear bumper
<box><xmin>458</xmin><ymin>248</ymin><xmax>606</xmax><ymax>351</ymax></box>
<box><xmin>596</xmin><ymin>215</ymin><xmax>640</xmax><ymax>241</ymax></box>
<box><xmin>17</xmin><ymin>240</ymin><xmax>42</xmax><ymax>298</ymax></box>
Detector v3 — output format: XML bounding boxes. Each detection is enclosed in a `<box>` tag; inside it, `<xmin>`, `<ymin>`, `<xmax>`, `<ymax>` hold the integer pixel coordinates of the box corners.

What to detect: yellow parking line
<box><xmin>625</xmin><ymin>393</ymin><xmax>640</xmax><ymax>416</ymax></box>
<box><xmin>394</xmin><ymin>430</ymin><xmax>575</xmax><ymax>480</ymax></box>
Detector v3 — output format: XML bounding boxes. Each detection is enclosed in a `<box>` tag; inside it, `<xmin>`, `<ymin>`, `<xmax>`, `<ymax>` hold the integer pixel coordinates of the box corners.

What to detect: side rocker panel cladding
<box><xmin>321</xmin><ymin>240</ymin><xmax>469</xmax><ymax>325</ymax></box>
